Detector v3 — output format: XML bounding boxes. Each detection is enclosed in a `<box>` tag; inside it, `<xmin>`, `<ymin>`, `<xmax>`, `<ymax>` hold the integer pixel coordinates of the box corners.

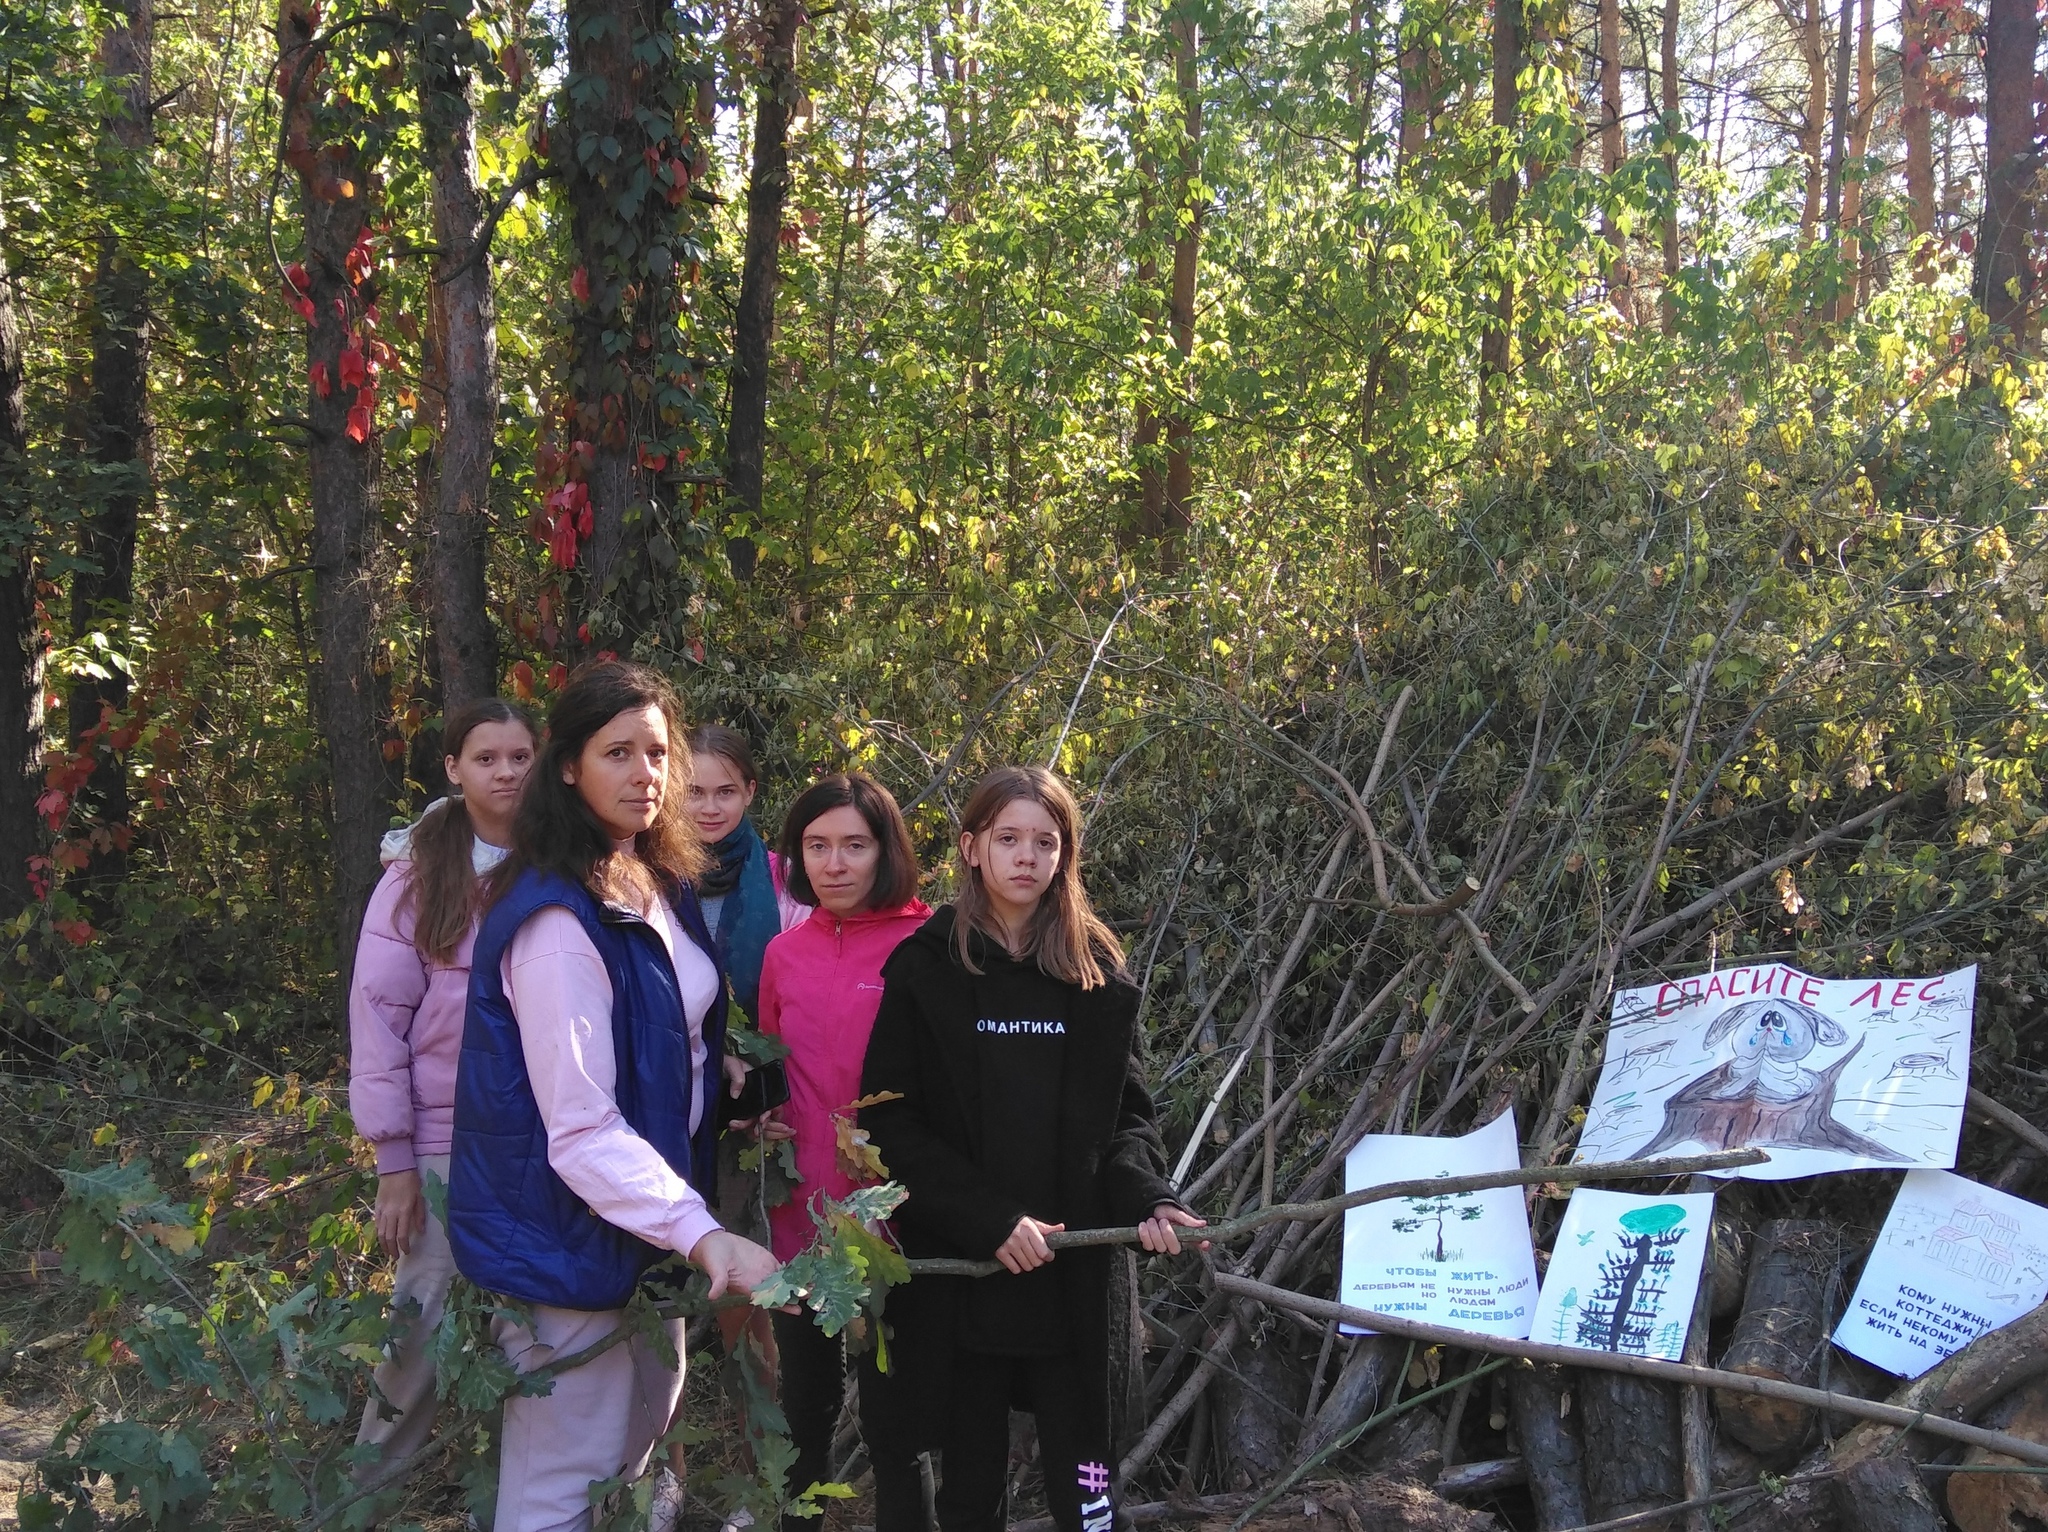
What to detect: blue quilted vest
<box><xmin>448</xmin><ymin>867</ymin><xmax>727</xmax><ymax>1310</ymax></box>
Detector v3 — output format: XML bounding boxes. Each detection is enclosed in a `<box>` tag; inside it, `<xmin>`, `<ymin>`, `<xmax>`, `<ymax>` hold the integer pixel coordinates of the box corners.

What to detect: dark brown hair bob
<box><xmin>776</xmin><ymin>772</ymin><xmax>921</xmax><ymax>911</ymax></box>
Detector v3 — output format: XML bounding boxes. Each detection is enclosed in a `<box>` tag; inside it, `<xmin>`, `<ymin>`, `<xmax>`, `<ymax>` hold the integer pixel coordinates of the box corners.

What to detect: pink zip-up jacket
<box><xmin>349</xmin><ymin>859</ymin><xmax>480</xmax><ymax>1174</ymax></box>
<box><xmin>758</xmin><ymin>898</ymin><xmax>933</xmax><ymax>1260</ymax></box>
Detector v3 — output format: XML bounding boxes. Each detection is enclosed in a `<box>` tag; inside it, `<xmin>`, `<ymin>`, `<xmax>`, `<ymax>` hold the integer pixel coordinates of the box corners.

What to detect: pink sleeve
<box><xmin>757</xmin><ymin>940</ymin><xmax>786</xmax><ymax>1039</ymax></box>
<box><xmin>769</xmin><ymin>852</ymin><xmax>810</xmax><ymax>931</ymax></box>
<box><xmin>503</xmin><ymin>907</ymin><xmax>722</xmax><ymax>1260</ymax></box>
<box><xmin>349</xmin><ymin>865</ymin><xmax>430</xmax><ymax>1174</ymax></box>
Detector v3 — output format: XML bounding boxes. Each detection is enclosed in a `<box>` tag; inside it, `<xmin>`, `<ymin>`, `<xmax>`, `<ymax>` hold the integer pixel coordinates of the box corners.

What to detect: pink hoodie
<box><xmin>758</xmin><ymin>898</ymin><xmax>933</xmax><ymax>1260</ymax></box>
<box><xmin>348</xmin><ymin>859</ymin><xmax>478</xmax><ymax>1173</ymax></box>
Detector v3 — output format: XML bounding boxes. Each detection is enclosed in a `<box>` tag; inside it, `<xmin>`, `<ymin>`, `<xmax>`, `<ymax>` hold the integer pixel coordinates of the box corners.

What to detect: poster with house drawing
<box><xmin>1337</xmin><ymin>1109</ymin><xmax>1538</xmax><ymax>1340</ymax></box>
<box><xmin>1833</xmin><ymin>1170</ymin><xmax>2048</xmax><ymax>1378</ymax></box>
<box><xmin>1529</xmin><ymin>1188</ymin><xmax>1715</xmax><ymax>1360</ymax></box>
<box><xmin>1574</xmin><ymin>963</ymin><xmax>1976</xmax><ymax>1181</ymax></box>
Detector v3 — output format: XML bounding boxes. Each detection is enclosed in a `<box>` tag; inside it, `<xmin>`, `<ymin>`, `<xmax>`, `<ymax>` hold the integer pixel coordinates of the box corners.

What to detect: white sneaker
<box><xmin>651</xmin><ymin>1468</ymin><xmax>685</xmax><ymax>1532</ymax></box>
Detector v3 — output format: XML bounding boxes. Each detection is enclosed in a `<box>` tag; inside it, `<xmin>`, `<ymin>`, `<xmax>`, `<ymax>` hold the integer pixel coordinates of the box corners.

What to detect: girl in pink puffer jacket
<box><xmin>347</xmin><ymin>698</ymin><xmax>535</xmax><ymax>1471</ymax></box>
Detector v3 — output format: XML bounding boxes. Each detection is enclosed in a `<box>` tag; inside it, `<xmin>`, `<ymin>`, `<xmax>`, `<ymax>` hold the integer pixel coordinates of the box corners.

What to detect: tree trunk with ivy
<box><xmin>550</xmin><ymin>0</ymin><xmax>717</xmax><ymax>647</ymax></box>
<box><xmin>421</xmin><ymin>8</ymin><xmax>500</xmax><ymax>708</ymax></box>
<box><xmin>0</xmin><ymin>249</ymin><xmax>43</xmax><ymax>920</ymax></box>
<box><xmin>1162</xmin><ymin>8</ymin><xmax>1200</xmax><ymax>562</ymax></box>
<box><xmin>1899</xmin><ymin>0</ymin><xmax>1935</xmax><ymax>246</ymax></box>
<box><xmin>276</xmin><ymin>0</ymin><xmax>399</xmax><ymax>995</ymax></box>
<box><xmin>725</xmin><ymin>0</ymin><xmax>806</xmax><ymax>584</ymax></box>
<box><xmin>70</xmin><ymin>0</ymin><xmax>154</xmax><ymax>885</ymax></box>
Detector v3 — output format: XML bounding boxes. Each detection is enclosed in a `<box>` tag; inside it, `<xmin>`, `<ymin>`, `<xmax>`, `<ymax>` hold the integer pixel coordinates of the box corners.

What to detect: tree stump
<box><xmin>1293</xmin><ymin>1337</ymin><xmax>1403</xmax><ymax>1468</ymax></box>
<box><xmin>1710</xmin><ymin>1210</ymin><xmax>1749</xmax><ymax>1321</ymax></box>
<box><xmin>1636</xmin><ymin>1038</ymin><xmax>1906</xmax><ymax>1161</ymax></box>
<box><xmin>1577</xmin><ymin>1372</ymin><xmax>1684</xmax><ymax>1527</ymax></box>
<box><xmin>1947</xmin><ymin>1375</ymin><xmax>2048</xmax><ymax>1531</ymax></box>
<box><xmin>1714</xmin><ymin>1219</ymin><xmax>1841</xmax><ymax>1457</ymax></box>
<box><xmin>1507</xmin><ymin>1362</ymin><xmax>1590</xmax><ymax>1531</ymax></box>
<box><xmin>1830</xmin><ymin>1452</ymin><xmax>1943</xmax><ymax>1532</ymax></box>
<box><xmin>1220</xmin><ymin>1338</ymin><xmax>1309</xmax><ymax>1489</ymax></box>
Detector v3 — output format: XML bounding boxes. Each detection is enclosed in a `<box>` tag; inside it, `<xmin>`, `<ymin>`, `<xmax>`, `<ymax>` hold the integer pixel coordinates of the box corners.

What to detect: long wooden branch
<box><xmin>903</xmin><ymin>1148</ymin><xmax>1767</xmax><ymax>1278</ymax></box>
<box><xmin>1210</xmin><ymin>1274</ymin><xmax>2048</xmax><ymax>1467</ymax></box>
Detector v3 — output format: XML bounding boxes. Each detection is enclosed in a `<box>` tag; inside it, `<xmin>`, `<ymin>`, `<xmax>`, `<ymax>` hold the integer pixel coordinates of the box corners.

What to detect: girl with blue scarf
<box><xmin>686</xmin><ymin>724</ymin><xmax>808</xmax><ymax>1024</ymax></box>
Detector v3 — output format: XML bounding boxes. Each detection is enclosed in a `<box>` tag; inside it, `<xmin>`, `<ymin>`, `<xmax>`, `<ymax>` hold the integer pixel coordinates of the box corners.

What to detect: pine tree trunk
<box><xmin>0</xmin><ymin>249</ymin><xmax>43</xmax><ymax>920</ymax></box>
<box><xmin>1899</xmin><ymin>0</ymin><xmax>1936</xmax><ymax>247</ymax></box>
<box><xmin>1659</xmin><ymin>0</ymin><xmax>1680</xmax><ymax>333</ymax></box>
<box><xmin>1836</xmin><ymin>0</ymin><xmax>1875</xmax><ymax>318</ymax></box>
<box><xmin>277</xmin><ymin>0</ymin><xmax>398</xmax><ymax>999</ymax></box>
<box><xmin>726</xmin><ymin>0</ymin><xmax>804</xmax><ymax>583</ymax></box>
<box><xmin>1824</xmin><ymin>0</ymin><xmax>1852</xmax><ymax>229</ymax></box>
<box><xmin>1975</xmin><ymin>0</ymin><xmax>2039</xmax><ymax>345</ymax></box>
<box><xmin>71</xmin><ymin>0</ymin><xmax>154</xmax><ymax>884</ymax></box>
<box><xmin>1397</xmin><ymin>31</ymin><xmax>1431</xmax><ymax>170</ymax></box>
<box><xmin>1162</xmin><ymin>10</ymin><xmax>1200</xmax><ymax>561</ymax></box>
<box><xmin>422</xmin><ymin>21</ymin><xmax>500</xmax><ymax>709</ymax></box>
<box><xmin>1479</xmin><ymin>0</ymin><xmax>1521</xmax><ymax>416</ymax></box>
<box><xmin>1797</xmin><ymin>0</ymin><xmax>1827</xmax><ymax>242</ymax></box>
<box><xmin>1599</xmin><ymin>0</ymin><xmax>1629</xmax><ymax>317</ymax></box>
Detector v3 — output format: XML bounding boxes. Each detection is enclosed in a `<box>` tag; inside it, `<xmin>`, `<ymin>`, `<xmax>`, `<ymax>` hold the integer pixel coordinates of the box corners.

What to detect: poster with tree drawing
<box><xmin>1575</xmin><ymin>964</ymin><xmax>1976</xmax><ymax>1181</ymax></box>
<box><xmin>1529</xmin><ymin>1189</ymin><xmax>1716</xmax><ymax>1360</ymax></box>
<box><xmin>1338</xmin><ymin>1109</ymin><xmax>1538</xmax><ymax>1340</ymax></box>
<box><xmin>1834</xmin><ymin>1170</ymin><xmax>2048</xmax><ymax>1378</ymax></box>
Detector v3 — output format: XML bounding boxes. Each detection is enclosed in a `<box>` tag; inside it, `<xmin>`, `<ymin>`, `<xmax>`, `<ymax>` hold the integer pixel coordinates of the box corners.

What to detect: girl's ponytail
<box><xmin>397</xmin><ymin>698</ymin><xmax>536</xmax><ymax>963</ymax></box>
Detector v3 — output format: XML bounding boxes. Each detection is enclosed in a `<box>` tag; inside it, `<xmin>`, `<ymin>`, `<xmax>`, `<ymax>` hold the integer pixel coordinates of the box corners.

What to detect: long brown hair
<box><xmin>952</xmin><ymin>766</ymin><xmax>1125</xmax><ymax>990</ymax></box>
<box><xmin>687</xmin><ymin>723</ymin><xmax>760</xmax><ymax>789</ymax></box>
<box><xmin>778</xmin><ymin>771</ymin><xmax>921</xmax><ymax>909</ymax></box>
<box><xmin>396</xmin><ymin>698</ymin><xmax>537</xmax><ymax>963</ymax></box>
<box><xmin>487</xmin><ymin>661</ymin><xmax>708</xmax><ymax>910</ymax></box>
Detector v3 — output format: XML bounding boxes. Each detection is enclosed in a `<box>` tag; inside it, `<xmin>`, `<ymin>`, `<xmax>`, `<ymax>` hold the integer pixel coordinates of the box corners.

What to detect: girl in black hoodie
<box><xmin>857</xmin><ymin>766</ymin><xmax>1206</xmax><ymax>1532</ymax></box>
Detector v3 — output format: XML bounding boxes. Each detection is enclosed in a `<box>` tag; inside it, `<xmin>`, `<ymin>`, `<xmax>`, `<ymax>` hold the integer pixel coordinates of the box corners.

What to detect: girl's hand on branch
<box><xmin>995</xmin><ymin>1215</ymin><xmax>1065</xmax><ymax>1274</ymax></box>
<box><xmin>374</xmin><ymin>1169</ymin><xmax>428</xmax><ymax>1257</ymax></box>
<box><xmin>1138</xmin><ymin>1203</ymin><xmax>1209</xmax><ymax>1256</ymax></box>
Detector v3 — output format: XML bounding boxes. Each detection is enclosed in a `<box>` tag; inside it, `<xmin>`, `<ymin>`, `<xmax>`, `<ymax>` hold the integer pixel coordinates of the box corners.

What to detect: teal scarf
<box><xmin>701</xmin><ymin>817</ymin><xmax>781</xmax><ymax>1022</ymax></box>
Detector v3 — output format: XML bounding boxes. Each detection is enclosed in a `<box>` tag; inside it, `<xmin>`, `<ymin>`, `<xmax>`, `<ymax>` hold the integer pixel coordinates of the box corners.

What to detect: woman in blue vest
<box><xmin>449</xmin><ymin>661</ymin><xmax>782</xmax><ymax>1532</ymax></box>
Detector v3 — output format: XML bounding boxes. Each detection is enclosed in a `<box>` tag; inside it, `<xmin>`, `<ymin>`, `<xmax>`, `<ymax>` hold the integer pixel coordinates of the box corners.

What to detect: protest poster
<box><xmin>1527</xmin><ymin>1188</ymin><xmax>1716</xmax><ymax>1360</ymax></box>
<box><xmin>1574</xmin><ymin>963</ymin><xmax>1976</xmax><ymax>1181</ymax></box>
<box><xmin>1337</xmin><ymin>1110</ymin><xmax>1537</xmax><ymax>1339</ymax></box>
<box><xmin>1833</xmin><ymin>1169</ymin><xmax>2048</xmax><ymax>1378</ymax></box>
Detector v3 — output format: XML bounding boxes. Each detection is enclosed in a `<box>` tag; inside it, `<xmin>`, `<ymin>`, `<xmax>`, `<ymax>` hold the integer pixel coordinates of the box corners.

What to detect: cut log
<box><xmin>1293</xmin><ymin>1337</ymin><xmax>1403</xmax><ymax>1467</ymax></box>
<box><xmin>1437</xmin><ymin>1458</ymin><xmax>1527</xmax><ymax>1499</ymax></box>
<box><xmin>1715</xmin><ymin>1219</ymin><xmax>1841</xmax><ymax>1457</ymax></box>
<box><xmin>1356</xmin><ymin>1405</ymin><xmax>1443</xmax><ymax>1483</ymax></box>
<box><xmin>1710</xmin><ymin>1211</ymin><xmax>1749</xmax><ymax>1321</ymax></box>
<box><xmin>1578</xmin><ymin>1372</ymin><xmax>1684</xmax><ymax>1527</ymax></box>
<box><xmin>1831</xmin><ymin>1452</ymin><xmax>1943</xmax><ymax>1532</ymax></box>
<box><xmin>1721</xmin><ymin>1301</ymin><xmax>2048</xmax><ymax>1532</ymax></box>
<box><xmin>1947</xmin><ymin>1374</ymin><xmax>2048</xmax><ymax>1532</ymax></box>
<box><xmin>1509</xmin><ymin>1362</ymin><xmax>1591</xmax><ymax>1531</ymax></box>
<box><xmin>1221</xmin><ymin>1338</ymin><xmax>1309</xmax><ymax>1489</ymax></box>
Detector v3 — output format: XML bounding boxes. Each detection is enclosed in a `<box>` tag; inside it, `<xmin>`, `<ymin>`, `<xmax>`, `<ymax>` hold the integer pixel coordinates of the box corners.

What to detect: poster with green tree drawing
<box><xmin>1529</xmin><ymin>1189</ymin><xmax>1716</xmax><ymax>1360</ymax></box>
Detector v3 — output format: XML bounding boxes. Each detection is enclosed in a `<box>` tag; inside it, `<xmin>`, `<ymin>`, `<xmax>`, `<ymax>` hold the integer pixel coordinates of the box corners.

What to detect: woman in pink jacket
<box><xmin>347</xmin><ymin>697</ymin><xmax>536</xmax><ymax>1469</ymax></box>
<box><xmin>757</xmin><ymin>772</ymin><xmax>929</xmax><ymax>1524</ymax></box>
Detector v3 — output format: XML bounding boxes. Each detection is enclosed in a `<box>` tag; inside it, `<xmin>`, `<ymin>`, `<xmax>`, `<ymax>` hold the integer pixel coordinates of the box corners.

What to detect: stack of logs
<box><xmin>1247</xmin><ymin>1198</ymin><xmax>2048</xmax><ymax>1532</ymax></box>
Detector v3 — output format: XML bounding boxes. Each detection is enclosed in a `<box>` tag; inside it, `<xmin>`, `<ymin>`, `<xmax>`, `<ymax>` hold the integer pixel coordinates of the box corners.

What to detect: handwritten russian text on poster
<box><xmin>1528</xmin><ymin>1188</ymin><xmax>1715</xmax><ymax>1361</ymax></box>
<box><xmin>1338</xmin><ymin>1110</ymin><xmax>1537</xmax><ymax>1339</ymax></box>
<box><xmin>1833</xmin><ymin>1170</ymin><xmax>2048</xmax><ymax>1378</ymax></box>
<box><xmin>1575</xmin><ymin>964</ymin><xmax>1976</xmax><ymax>1180</ymax></box>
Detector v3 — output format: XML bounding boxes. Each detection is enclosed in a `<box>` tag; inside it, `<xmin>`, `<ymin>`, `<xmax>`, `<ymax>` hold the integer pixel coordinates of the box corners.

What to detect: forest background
<box><xmin>4</xmin><ymin>0</ymin><xmax>2048</xmax><ymax>1517</ymax></box>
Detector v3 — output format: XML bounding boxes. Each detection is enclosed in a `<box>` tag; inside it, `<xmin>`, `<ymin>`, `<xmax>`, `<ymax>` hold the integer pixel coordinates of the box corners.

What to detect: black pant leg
<box><xmin>1023</xmin><ymin>1353</ymin><xmax>1116</xmax><ymax>1532</ymax></box>
<box><xmin>772</xmin><ymin>1311</ymin><xmax>846</xmax><ymax>1531</ymax></box>
<box><xmin>932</xmin><ymin>1350</ymin><xmax>1015</xmax><ymax>1532</ymax></box>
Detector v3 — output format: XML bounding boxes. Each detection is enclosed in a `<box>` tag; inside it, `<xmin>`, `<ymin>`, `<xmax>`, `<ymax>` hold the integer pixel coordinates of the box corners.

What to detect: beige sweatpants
<box><xmin>491</xmin><ymin>1301</ymin><xmax>688</xmax><ymax>1532</ymax></box>
<box><xmin>355</xmin><ymin>1154</ymin><xmax>458</xmax><ymax>1468</ymax></box>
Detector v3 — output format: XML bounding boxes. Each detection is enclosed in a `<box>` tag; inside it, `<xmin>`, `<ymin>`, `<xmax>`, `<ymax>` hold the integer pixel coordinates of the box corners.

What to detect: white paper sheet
<box><xmin>1574</xmin><ymin>964</ymin><xmax>1977</xmax><ymax>1180</ymax></box>
<box><xmin>1832</xmin><ymin>1169</ymin><xmax>2048</xmax><ymax>1378</ymax></box>
<box><xmin>1528</xmin><ymin>1188</ymin><xmax>1716</xmax><ymax>1360</ymax></box>
<box><xmin>1337</xmin><ymin>1110</ymin><xmax>1538</xmax><ymax>1339</ymax></box>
